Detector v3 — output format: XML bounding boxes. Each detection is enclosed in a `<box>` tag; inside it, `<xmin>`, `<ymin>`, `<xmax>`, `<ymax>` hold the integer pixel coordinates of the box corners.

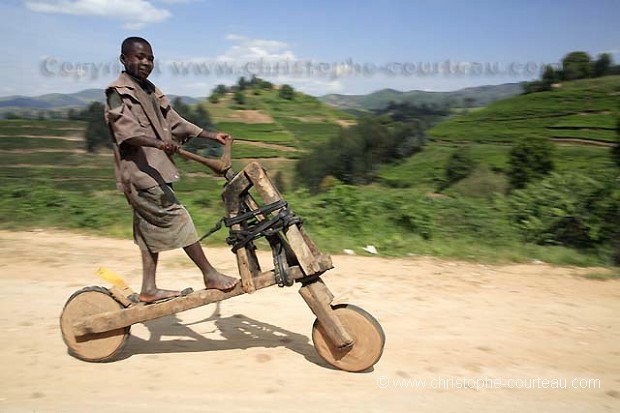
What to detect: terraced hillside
<box><xmin>201</xmin><ymin>89</ymin><xmax>355</xmax><ymax>153</ymax></box>
<box><xmin>0</xmin><ymin>87</ymin><xmax>357</xmax><ymax>236</ymax></box>
<box><xmin>2</xmin><ymin>85</ymin><xmax>618</xmax><ymax>266</ymax></box>
<box><xmin>0</xmin><ymin>120</ymin><xmax>111</xmax><ymax>191</ymax></box>
<box><xmin>1</xmin><ymin>86</ymin><xmax>354</xmax><ymax>183</ymax></box>
<box><xmin>378</xmin><ymin>76</ymin><xmax>619</xmax><ymax>190</ymax></box>
<box><xmin>429</xmin><ymin>75</ymin><xmax>619</xmax><ymax>145</ymax></box>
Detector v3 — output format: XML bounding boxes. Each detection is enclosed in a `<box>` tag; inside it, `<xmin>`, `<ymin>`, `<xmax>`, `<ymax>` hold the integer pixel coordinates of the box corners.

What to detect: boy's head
<box><xmin>120</xmin><ymin>37</ymin><xmax>154</xmax><ymax>80</ymax></box>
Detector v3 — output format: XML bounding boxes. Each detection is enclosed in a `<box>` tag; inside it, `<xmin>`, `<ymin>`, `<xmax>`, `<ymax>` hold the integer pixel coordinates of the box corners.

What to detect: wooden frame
<box><xmin>69</xmin><ymin>161</ymin><xmax>352</xmax><ymax>351</ymax></box>
<box><xmin>222</xmin><ymin>162</ymin><xmax>333</xmax><ymax>293</ymax></box>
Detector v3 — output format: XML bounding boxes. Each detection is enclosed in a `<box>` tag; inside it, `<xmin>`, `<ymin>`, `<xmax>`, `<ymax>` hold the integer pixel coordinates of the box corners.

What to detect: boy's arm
<box><xmin>196</xmin><ymin>129</ymin><xmax>231</xmax><ymax>144</ymax></box>
<box><xmin>106</xmin><ymin>89</ymin><xmax>177</xmax><ymax>153</ymax></box>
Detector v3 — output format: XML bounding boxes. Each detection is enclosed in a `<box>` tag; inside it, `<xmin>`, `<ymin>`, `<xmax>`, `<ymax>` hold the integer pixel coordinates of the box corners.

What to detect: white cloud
<box><xmin>155</xmin><ymin>34</ymin><xmax>347</xmax><ymax>96</ymax></box>
<box><xmin>25</xmin><ymin>0</ymin><xmax>171</xmax><ymax>29</ymax></box>
<box><xmin>156</xmin><ymin>0</ymin><xmax>201</xmax><ymax>3</ymax></box>
<box><xmin>217</xmin><ymin>36</ymin><xmax>345</xmax><ymax>95</ymax></box>
<box><xmin>219</xmin><ymin>34</ymin><xmax>295</xmax><ymax>62</ymax></box>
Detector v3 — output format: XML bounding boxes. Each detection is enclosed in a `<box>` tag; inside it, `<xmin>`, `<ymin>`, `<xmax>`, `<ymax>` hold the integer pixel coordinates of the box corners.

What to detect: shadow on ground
<box><xmin>119</xmin><ymin>303</ymin><xmax>332</xmax><ymax>369</ymax></box>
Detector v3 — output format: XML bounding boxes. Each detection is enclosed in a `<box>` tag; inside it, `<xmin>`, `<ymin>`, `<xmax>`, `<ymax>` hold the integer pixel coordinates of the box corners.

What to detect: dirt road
<box><xmin>0</xmin><ymin>230</ymin><xmax>618</xmax><ymax>412</ymax></box>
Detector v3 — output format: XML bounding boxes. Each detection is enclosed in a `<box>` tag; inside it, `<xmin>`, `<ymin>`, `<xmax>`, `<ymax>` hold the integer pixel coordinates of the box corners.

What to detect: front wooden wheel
<box><xmin>60</xmin><ymin>286</ymin><xmax>129</xmax><ymax>362</ymax></box>
<box><xmin>312</xmin><ymin>304</ymin><xmax>385</xmax><ymax>372</ymax></box>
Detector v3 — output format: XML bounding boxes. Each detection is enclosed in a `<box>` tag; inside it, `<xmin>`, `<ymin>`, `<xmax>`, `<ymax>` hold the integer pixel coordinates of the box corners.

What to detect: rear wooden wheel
<box><xmin>60</xmin><ymin>286</ymin><xmax>129</xmax><ymax>362</ymax></box>
<box><xmin>312</xmin><ymin>304</ymin><xmax>385</xmax><ymax>372</ymax></box>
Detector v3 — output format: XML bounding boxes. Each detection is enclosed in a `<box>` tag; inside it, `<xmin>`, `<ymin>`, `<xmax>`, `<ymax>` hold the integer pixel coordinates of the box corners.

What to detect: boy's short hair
<box><xmin>121</xmin><ymin>37</ymin><xmax>151</xmax><ymax>54</ymax></box>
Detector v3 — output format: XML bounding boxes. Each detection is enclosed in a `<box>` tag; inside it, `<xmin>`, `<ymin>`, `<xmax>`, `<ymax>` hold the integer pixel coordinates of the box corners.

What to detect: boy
<box><xmin>105</xmin><ymin>37</ymin><xmax>238</xmax><ymax>303</ymax></box>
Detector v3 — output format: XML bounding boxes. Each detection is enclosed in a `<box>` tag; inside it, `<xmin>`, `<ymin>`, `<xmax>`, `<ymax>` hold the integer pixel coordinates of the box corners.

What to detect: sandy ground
<box><xmin>0</xmin><ymin>230</ymin><xmax>619</xmax><ymax>413</ymax></box>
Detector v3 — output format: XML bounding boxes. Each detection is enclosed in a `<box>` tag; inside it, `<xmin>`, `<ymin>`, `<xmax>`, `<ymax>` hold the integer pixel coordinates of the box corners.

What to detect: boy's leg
<box><xmin>183</xmin><ymin>242</ymin><xmax>238</xmax><ymax>290</ymax></box>
<box><xmin>139</xmin><ymin>249</ymin><xmax>181</xmax><ymax>303</ymax></box>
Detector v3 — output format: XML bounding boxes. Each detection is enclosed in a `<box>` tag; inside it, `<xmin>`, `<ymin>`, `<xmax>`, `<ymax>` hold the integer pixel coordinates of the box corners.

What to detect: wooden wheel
<box><xmin>312</xmin><ymin>304</ymin><xmax>385</xmax><ymax>372</ymax></box>
<box><xmin>60</xmin><ymin>286</ymin><xmax>129</xmax><ymax>362</ymax></box>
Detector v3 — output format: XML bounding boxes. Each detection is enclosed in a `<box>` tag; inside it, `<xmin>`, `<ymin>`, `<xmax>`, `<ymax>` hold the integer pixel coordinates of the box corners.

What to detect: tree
<box><xmin>295</xmin><ymin>116</ymin><xmax>417</xmax><ymax>190</ymax></box>
<box><xmin>463</xmin><ymin>97</ymin><xmax>476</xmax><ymax>108</ymax></box>
<box><xmin>390</xmin><ymin>121</ymin><xmax>426</xmax><ymax>159</ymax></box>
<box><xmin>541</xmin><ymin>65</ymin><xmax>559</xmax><ymax>89</ymax></box>
<box><xmin>233</xmin><ymin>90</ymin><xmax>245</xmax><ymax>105</ymax></box>
<box><xmin>279</xmin><ymin>84</ymin><xmax>294</xmax><ymax>100</ymax></box>
<box><xmin>5</xmin><ymin>112</ymin><xmax>21</xmax><ymax>120</ymax></box>
<box><xmin>194</xmin><ymin>104</ymin><xmax>213</xmax><ymax>129</ymax></box>
<box><xmin>507</xmin><ymin>136</ymin><xmax>555</xmax><ymax>189</ymax></box>
<box><xmin>442</xmin><ymin>146</ymin><xmax>477</xmax><ymax>190</ymax></box>
<box><xmin>172</xmin><ymin>97</ymin><xmax>191</xmax><ymax>119</ymax></box>
<box><xmin>609</xmin><ymin>65</ymin><xmax>620</xmax><ymax>76</ymax></box>
<box><xmin>523</xmin><ymin>81</ymin><xmax>546</xmax><ymax>94</ymax></box>
<box><xmin>237</xmin><ymin>76</ymin><xmax>248</xmax><ymax>91</ymax></box>
<box><xmin>612</xmin><ymin>118</ymin><xmax>620</xmax><ymax>168</ymax></box>
<box><xmin>592</xmin><ymin>53</ymin><xmax>612</xmax><ymax>78</ymax></box>
<box><xmin>84</xmin><ymin>102</ymin><xmax>109</xmax><ymax>152</ymax></box>
<box><xmin>172</xmin><ymin>98</ymin><xmax>212</xmax><ymax>129</ymax></box>
<box><xmin>561</xmin><ymin>51</ymin><xmax>592</xmax><ymax>81</ymax></box>
<box><xmin>214</xmin><ymin>84</ymin><xmax>228</xmax><ymax>95</ymax></box>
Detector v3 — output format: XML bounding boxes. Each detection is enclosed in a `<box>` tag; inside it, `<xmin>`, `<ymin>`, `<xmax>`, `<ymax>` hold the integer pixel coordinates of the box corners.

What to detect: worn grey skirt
<box><xmin>127</xmin><ymin>184</ymin><xmax>198</xmax><ymax>253</ymax></box>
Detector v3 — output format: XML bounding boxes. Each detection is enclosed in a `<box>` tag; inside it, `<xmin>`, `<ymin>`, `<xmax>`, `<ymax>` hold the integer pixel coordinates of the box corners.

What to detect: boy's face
<box><xmin>120</xmin><ymin>41</ymin><xmax>154</xmax><ymax>81</ymax></box>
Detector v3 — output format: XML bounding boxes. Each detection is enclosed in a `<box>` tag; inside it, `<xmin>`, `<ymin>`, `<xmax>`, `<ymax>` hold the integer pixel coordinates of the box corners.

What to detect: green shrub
<box><xmin>394</xmin><ymin>196</ymin><xmax>436</xmax><ymax>240</ymax></box>
<box><xmin>507</xmin><ymin>172</ymin><xmax>619</xmax><ymax>249</ymax></box>
<box><xmin>448</xmin><ymin>165</ymin><xmax>509</xmax><ymax>199</ymax></box>
<box><xmin>508</xmin><ymin>136</ymin><xmax>554</xmax><ymax>189</ymax></box>
<box><xmin>441</xmin><ymin>146</ymin><xmax>477</xmax><ymax>190</ymax></box>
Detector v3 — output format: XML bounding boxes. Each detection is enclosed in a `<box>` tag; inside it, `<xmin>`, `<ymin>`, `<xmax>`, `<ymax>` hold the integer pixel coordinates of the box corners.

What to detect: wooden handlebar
<box><xmin>176</xmin><ymin>137</ymin><xmax>233</xmax><ymax>178</ymax></box>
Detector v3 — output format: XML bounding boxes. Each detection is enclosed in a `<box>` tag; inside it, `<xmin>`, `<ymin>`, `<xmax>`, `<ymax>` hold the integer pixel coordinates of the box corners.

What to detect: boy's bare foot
<box><xmin>204</xmin><ymin>270</ymin><xmax>239</xmax><ymax>291</ymax></box>
<box><xmin>139</xmin><ymin>288</ymin><xmax>181</xmax><ymax>303</ymax></box>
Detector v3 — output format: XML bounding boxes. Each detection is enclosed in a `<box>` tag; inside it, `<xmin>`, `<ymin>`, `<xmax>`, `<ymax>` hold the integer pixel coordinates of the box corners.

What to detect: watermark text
<box><xmin>376</xmin><ymin>375</ymin><xmax>601</xmax><ymax>392</ymax></box>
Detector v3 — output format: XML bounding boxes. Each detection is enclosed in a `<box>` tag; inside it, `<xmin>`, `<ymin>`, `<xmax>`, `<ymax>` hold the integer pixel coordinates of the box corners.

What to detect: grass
<box><xmin>0</xmin><ymin>119</ymin><xmax>85</xmax><ymax>137</ymax></box>
<box><xmin>216</xmin><ymin>122</ymin><xmax>295</xmax><ymax>145</ymax></box>
<box><xmin>0</xmin><ymin>78</ymin><xmax>618</xmax><ymax>270</ymax></box>
<box><xmin>546</xmin><ymin>128</ymin><xmax>616</xmax><ymax>141</ymax></box>
<box><xmin>2</xmin><ymin>175</ymin><xmax>611</xmax><ymax>268</ymax></box>
<box><xmin>0</xmin><ymin>119</ymin><xmax>86</xmax><ymax>128</ymax></box>
<box><xmin>0</xmin><ymin>151</ymin><xmax>111</xmax><ymax>167</ymax></box>
<box><xmin>584</xmin><ymin>271</ymin><xmax>620</xmax><ymax>280</ymax></box>
<box><xmin>430</xmin><ymin>75</ymin><xmax>620</xmax><ymax>144</ymax></box>
<box><xmin>378</xmin><ymin>141</ymin><xmax>615</xmax><ymax>191</ymax></box>
<box><xmin>377</xmin><ymin>145</ymin><xmax>454</xmax><ymax>189</ymax></box>
<box><xmin>203</xmin><ymin>89</ymin><xmax>352</xmax><ymax>150</ymax></box>
<box><xmin>232</xmin><ymin>144</ymin><xmax>300</xmax><ymax>159</ymax></box>
<box><xmin>0</xmin><ymin>136</ymin><xmax>82</xmax><ymax>150</ymax></box>
<box><xmin>549</xmin><ymin>113</ymin><xmax>617</xmax><ymax>129</ymax></box>
<box><xmin>276</xmin><ymin>118</ymin><xmax>343</xmax><ymax>146</ymax></box>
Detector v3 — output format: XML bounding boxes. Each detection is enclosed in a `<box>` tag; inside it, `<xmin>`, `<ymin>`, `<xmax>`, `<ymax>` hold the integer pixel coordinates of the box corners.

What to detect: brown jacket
<box><xmin>104</xmin><ymin>72</ymin><xmax>203</xmax><ymax>192</ymax></box>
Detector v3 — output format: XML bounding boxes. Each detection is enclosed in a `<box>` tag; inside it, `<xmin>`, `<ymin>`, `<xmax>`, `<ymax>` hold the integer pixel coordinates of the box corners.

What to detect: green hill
<box><xmin>0</xmin><ymin>87</ymin><xmax>355</xmax><ymax>201</ymax></box>
<box><xmin>0</xmin><ymin>85</ymin><xmax>357</xmax><ymax>250</ymax></box>
<box><xmin>199</xmin><ymin>88</ymin><xmax>355</xmax><ymax>152</ymax></box>
<box><xmin>1</xmin><ymin>80</ymin><xmax>618</xmax><ymax>267</ymax></box>
<box><xmin>320</xmin><ymin>83</ymin><xmax>524</xmax><ymax>111</ymax></box>
<box><xmin>378</xmin><ymin>76</ymin><xmax>619</xmax><ymax>191</ymax></box>
<box><xmin>0</xmin><ymin>89</ymin><xmax>202</xmax><ymax>119</ymax></box>
<box><xmin>429</xmin><ymin>76</ymin><xmax>620</xmax><ymax>144</ymax></box>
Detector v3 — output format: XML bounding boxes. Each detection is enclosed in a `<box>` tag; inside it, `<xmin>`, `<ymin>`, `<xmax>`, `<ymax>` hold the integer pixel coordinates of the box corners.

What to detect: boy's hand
<box><xmin>158</xmin><ymin>141</ymin><xmax>179</xmax><ymax>154</ymax></box>
<box><xmin>213</xmin><ymin>132</ymin><xmax>231</xmax><ymax>145</ymax></box>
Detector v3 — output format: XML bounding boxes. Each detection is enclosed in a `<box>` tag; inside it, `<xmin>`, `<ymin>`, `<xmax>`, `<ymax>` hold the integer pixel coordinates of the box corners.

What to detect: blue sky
<box><xmin>1</xmin><ymin>0</ymin><xmax>618</xmax><ymax>97</ymax></box>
